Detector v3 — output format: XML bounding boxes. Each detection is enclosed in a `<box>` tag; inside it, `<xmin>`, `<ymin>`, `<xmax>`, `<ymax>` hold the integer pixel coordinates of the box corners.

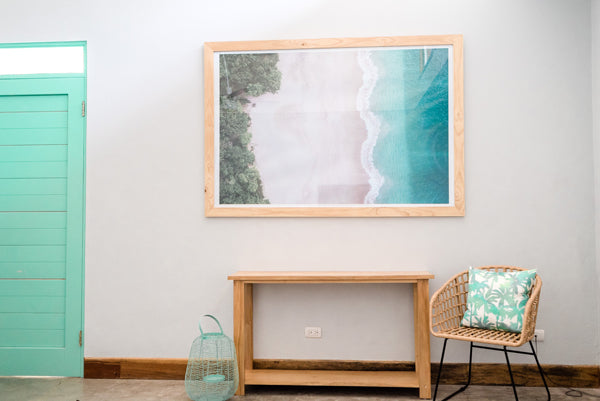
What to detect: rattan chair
<box><xmin>430</xmin><ymin>266</ymin><xmax>550</xmax><ymax>401</ymax></box>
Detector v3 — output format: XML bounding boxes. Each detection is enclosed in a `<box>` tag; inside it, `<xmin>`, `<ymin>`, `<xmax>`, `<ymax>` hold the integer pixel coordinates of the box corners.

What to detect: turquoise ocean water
<box><xmin>359</xmin><ymin>48</ymin><xmax>450</xmax><ymax>204</ymax></box>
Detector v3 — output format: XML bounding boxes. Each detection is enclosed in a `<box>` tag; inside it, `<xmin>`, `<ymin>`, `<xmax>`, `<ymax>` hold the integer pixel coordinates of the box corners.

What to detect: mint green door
<box><xmin>0</xmin><ymin>77</ymin><xmax>85</xmax><ymax>376</ymax></box>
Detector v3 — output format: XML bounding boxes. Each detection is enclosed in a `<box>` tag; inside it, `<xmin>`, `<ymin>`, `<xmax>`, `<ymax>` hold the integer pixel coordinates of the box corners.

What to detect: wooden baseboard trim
<box><xmin>84</xmin><ymin>358</ymin><xmax>600</xmax><ymax>387</ymax></box>
<box><xmin>84</xmin><ymin>358</ymin><xmax>187</xmax><ymax>380</ymax></box>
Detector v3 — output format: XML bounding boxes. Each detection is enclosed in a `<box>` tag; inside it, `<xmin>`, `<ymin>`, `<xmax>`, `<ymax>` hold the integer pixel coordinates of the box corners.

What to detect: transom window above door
<box><xmin>0</xmin><ymin>42</ymin><xmax>85</xmax><ymax>75</ymax></box>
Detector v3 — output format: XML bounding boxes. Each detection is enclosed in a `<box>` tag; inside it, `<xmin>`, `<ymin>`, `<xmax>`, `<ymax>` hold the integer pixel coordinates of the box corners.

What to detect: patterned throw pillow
<box><xmin>460</xmin><ymin>267</ymin><xmax>537</xmax><ymax>333</ymax></box>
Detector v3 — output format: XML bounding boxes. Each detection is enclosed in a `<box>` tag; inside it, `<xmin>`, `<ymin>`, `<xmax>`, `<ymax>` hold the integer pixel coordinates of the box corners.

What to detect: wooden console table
<box><xmin>227</xmin><ymin>271</ymin><xmax>434</xmax><ymax>399</ymax></box>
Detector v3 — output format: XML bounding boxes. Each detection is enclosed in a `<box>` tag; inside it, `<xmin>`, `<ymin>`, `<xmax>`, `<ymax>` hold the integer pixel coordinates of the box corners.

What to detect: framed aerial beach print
<box><xmin>204</xmin><ymin>35</ymin><xmax>464</xmax><ymax>217</ymax></box>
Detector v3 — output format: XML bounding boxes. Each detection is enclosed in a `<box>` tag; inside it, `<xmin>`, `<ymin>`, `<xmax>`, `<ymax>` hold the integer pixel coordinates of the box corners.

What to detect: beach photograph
<box><xmin>216</xmin><ymin>46</ymin><xmax>453</xmax><ymax>207</ymax></box>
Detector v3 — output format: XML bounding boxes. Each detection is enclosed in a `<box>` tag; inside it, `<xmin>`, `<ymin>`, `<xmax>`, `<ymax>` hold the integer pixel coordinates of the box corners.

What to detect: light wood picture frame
<box><xmin>204</xmin><ymin>35</ymin><xmax>464</xmax><ymax>217</ymax></box>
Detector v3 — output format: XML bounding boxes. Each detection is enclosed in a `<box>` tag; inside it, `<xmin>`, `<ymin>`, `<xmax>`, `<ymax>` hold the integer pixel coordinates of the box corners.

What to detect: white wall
<box><xmin>0</xmin><ymin>0</ymin><xmax>596</xmax><ymax>364</ymax></box>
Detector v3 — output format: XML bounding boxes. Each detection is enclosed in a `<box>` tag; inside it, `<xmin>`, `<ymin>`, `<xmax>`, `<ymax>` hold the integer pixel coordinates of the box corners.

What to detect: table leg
<box><xmin>414</xmin><ymin>279</ymin><xmax>431</xmax><ymax>399</ymax></box>
<box><xmin>233</xmin><ymin>281</ymin><xmax>253</xmax><ymax>396</ymax></box>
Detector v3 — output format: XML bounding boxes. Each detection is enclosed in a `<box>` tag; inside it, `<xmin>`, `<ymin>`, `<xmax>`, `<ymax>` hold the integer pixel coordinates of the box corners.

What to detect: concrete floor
<box><xmin>0</xmin><ymin>378</ymin><xmax>599</xmax><ymax>401</ymax></box>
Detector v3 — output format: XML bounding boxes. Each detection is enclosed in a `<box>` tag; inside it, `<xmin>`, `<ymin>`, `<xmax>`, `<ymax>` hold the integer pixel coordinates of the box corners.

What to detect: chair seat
<box><xmin>435</xmin><ymin>325</ymin><xmax>525</xmax><ymax>347</ymax></box>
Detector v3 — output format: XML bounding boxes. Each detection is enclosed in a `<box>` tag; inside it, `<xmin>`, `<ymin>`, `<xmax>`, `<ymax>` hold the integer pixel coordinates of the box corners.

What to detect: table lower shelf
<box><xmin>245</xmin><ymin>369</ymin><xmax>420</xmax><ymax>388</ymax></box>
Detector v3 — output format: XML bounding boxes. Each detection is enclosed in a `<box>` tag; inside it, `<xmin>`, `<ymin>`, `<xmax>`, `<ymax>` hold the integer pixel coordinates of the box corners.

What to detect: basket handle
<box><xmin>198</xmin><ymin>314</ymin><xmax>224</xmax><ymax>335</ymax></box>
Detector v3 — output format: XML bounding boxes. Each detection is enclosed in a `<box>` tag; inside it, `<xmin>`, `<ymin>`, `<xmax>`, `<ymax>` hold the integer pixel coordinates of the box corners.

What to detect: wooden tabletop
<box><xmin>228</xmin><ymin>271</ymin><xmax>434</xmax><ymax>283</ymax></box>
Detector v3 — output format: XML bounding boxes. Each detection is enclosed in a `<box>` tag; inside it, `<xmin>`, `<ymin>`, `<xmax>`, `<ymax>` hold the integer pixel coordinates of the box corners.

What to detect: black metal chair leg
<box><xmin>529</xmin><ymin>341</ymin><xmax>551</xmax><ymax>400</ymax></box>
<box><xmin>436</xmin><ymin>341</ymin><xmax>474</xmax><ymax>401</ymax></box>
<box><xmin>504</xmin><ymin>346</ymin><xmax>519</xmax><ymax>401</ymax></box>
<box><xmin>435</xmin><ymin>340</ymin><xmax>549</xmax><ymax>401</ymax></box>
<box><xmin>466</xmin><ymin>341</ymin><xmax>473</xmax><ymax>386</ymax></box>
<box><xmin>433</xmin><ymin>338</ymin><xmax>448</xmax><ymax>401</ymax></box>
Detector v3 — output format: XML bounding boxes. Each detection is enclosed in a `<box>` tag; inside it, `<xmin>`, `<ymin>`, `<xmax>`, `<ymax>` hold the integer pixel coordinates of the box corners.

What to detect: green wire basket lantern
<box><xmin>185</xmin><ymin>315</ymin><xmax>239</xmax><ymax>401</ymax></box>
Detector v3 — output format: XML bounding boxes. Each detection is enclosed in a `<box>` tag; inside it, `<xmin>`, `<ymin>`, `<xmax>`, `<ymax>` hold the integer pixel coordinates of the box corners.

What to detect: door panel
<box><xmin>0</xmin><ymin>229</ymin><xmax>66</xmax><ymax>245</ymax></box>
<box><xmin>0</xmin><ymin>128</ymin><xmax>67</xmax><ymax>145</ymax></box>
<box><xmin>0</xmin><ymin>178</ymin><xmax>68</xmax><ymax>194</ymax></box>
<box><xmin>0</xmin><ymin>78</ymin><xmax>85</xmax><ymax>376</ymax></box>
<box><xmin>0</xmin><ymin>94</ymin><xmax>68</xmax><ymax>111</ymax></box>
<box><xmin>0</xmin><ymin>161</ymin><xmax>68</xmax><ymax>178</ymax></box>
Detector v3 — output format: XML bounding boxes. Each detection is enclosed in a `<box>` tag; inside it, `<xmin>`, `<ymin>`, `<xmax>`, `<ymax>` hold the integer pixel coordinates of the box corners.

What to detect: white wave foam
<box><xmin>357</xmin><ymin>51</ymin><xmax>384</xmax><ymax>204</ymax></box>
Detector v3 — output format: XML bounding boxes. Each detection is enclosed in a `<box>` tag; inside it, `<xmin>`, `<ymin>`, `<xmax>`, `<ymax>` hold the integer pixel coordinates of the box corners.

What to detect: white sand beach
<box><xmin>246</xmin><ymin>50</ymin><xmax>370</xmax><ymax>204</ymax></box>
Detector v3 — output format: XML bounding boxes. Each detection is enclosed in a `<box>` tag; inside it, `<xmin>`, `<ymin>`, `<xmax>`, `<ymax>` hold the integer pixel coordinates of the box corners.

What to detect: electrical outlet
<box><xmin>534</xmin><ymin>329</ymin><xmax>544</xmax><ymax>342</ymax></box>
<box><xmin>304</xmin><ymin>326</ymin><xmax>322</xmax><ymax>338</ymax></box>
